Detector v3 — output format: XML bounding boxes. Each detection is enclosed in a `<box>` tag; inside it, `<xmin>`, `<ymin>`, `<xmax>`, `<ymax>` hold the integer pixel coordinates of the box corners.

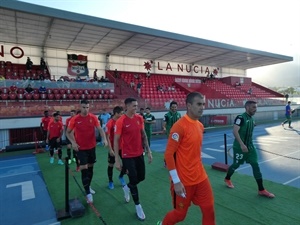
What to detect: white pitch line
<box><xmin>205</xmin><ymin>148</ymin><xmax>224</xmax><ymax>152</ymax></box>
<box><xmin>254</xmin><ymin>140</ymin><xmax>280</xmax><ymax>144</ymax></box>
<box><xmin>253</xmin><ymin>142</ymin><xmax>270</xmax><ymax>146</ymax></box>
<box><xmin>283</xmin><ymin>176</ymin><xmax>300</xmax><ymax>185</ymax></box>
<box><xmin>236</xmin><ymin>150</ymin><xmax>300</xmax><ymax>171</ymax></box>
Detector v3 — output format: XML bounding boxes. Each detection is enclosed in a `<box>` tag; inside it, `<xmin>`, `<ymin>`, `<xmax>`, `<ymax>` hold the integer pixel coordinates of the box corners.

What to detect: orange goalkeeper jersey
<box><xmin>164</xmin><ymin>114</ymin><xmax>207</xmax><ymax>186</ymax></box>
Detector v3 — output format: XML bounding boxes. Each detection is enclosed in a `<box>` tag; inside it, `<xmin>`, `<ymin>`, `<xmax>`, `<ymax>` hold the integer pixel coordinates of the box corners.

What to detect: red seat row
<box><xmin>0</xmin><ymin>93</ymin><xmax>114</xmax><ymax>100</ymax></box>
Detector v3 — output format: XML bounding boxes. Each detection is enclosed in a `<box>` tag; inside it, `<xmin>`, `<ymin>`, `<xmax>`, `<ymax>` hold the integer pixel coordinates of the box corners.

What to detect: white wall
<box><xmin>1</xmin><ymin>43</ymin><xmax>246</xmax><ymax>80</ymax></box>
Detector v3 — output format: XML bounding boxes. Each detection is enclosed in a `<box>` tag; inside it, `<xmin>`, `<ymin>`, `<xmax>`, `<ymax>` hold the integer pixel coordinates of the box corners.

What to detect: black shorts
<box><xmin>43</xmin><ymin>130</ymin><xmax>48</xmax><ymax>140</ymax></box>
<box><xmin>49</xmin><ymin>137</ymin><xmax>62</xmax><ymax>149</ymax></box>
<box><xmin>65</xmin><ymin>137</ymin><xmax>71</xmax><ymax>145</ymax></box>
<box><xmin>122</xmin><ymin>154</ymin><xmax>145</xmax><ymax>182</ymax></box>
<box><xmin>76</xmin><ymin>148</ymin><xmax>96</xmax><ymax>166</ymax></box>
<box><xmin>108</xmin><ymin>150</ymin><xmax>122</xmax><ymax>164</ymax></box>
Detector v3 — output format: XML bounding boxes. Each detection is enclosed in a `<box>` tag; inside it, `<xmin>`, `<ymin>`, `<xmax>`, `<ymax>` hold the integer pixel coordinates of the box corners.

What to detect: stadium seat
<box><xmin>74</xmin><ymin>94</ymin><xmax>80</xmax><ymax>100</ymax></box>
<box><xmin>40</xmin><ymin>93</ymin><xmax>47</xmax><ymax>100</ymax></box>
<box><xmin>48</xmin><ymin>94</ymin><xmax>54</xmax><ymax>100</ymax></box>
<box><xmin>92</xmin><ymin>94</ymin><xmax>98</xmax><ymax>99</ymax></box>
<box><xmin>2</xmin><ymin>88</ymin><xmax>9</xmax><ymax>94</ymax></box>
<box><xmin>24</xmin><ymin>93</ymin><xmax>32</xmax><ymax>100</ymax></box>
<box><xmin>59</xmin><ymin>89</ymin><xmax>66</xmax><ymax>94</ymax></box>
<box><xmin>17</xmin><ymin>88</ymin><xmax>24</xmax><ymax>94</ymax></box>
<box><xmin>53</xmin><ymin>89</ymin><xmax>59</xmax><ymax>94</ymax></box>
<box><xmin>0</xmin><ymin>94</ymin><xmax>8</xmax><ymax>100</ymax></box>
<box><xmin>78</xmin><ymin>90</ymin><xmax>83</xmax><ymax>95</ymax></box>
<box><xmin>33</xmin><ymin>93</ymin><xmax>40</xmax><ymax>100</ymax></box>
<box><xmin>86</xmin><ymin>94</ymin><xmax>92</xmax><ymax>99</ymax></box>
<box><xmin>54</xmin><ymin>94</ymin><xmax>61</xmax><ymax>100</ymax></box>
<box><xmin>68</xmin><ymin>94</ymin><xmax>74</xmax><ymax>100</ymax></box>
<box><xmin>9</xmin><ymin>93</ymin><xmax>17</xmax><ymax>100</ymax></box>
<box><xmin>89</xmin><ymin>90</ymin><xmax>94</xmax><ymax>95</ymax></box>
<box><xmin>17</xmin><ymin>93</ymin><xmax>24</xmax><ymax>100</ymax></box>
<box><xmin>62</xmin><ymin>94</ymin><xmax>67</xmax><ymax>99</ymax></box>
<box><xmin>72</xmin><ymin>89</ymin><xmax>77</xmax><ymax>94</ymax></box>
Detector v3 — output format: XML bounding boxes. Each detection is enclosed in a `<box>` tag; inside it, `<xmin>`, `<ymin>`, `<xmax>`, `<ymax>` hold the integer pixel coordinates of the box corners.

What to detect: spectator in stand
<box><xmin>9</xmin><ymin>83</ymin><xmax>17</xmax><ymax>94</ymax></box>
<box><xmin>93</xmin><ymin>69</ymin><xmax>99</xmax><ymax>81</ymax></box>
<box><xmin>134</xmin><ymin>74</ymin><xmax>140</xmax><ymax>80</ymax></box>
<box><xmin>25</xmin><ymin>84</ymin><xmax>34</xmax><ymax>94</ymax></box>
<box><xmin>38</xmin><ymin>85</ymin><xmax>47</xmax><ymax>94</ymax></box>
<box><xmin>99</xmin><ymin>76</ymin><xmax>105</xmax><ymax>82</ymax></box>
<box><xmin>146</xmin><ymin>71</ymin><xmax>151</xmax><ymax>79</ymax></box>
<box><xmin>114</xmin><ymin>69</ymin><xmax>119</xmax><ymax>78</ymax></box>
<box><xmin>130</xmin><ymin>80</ymin><xmax>135</xmax><ymax>89</ymax></box>
<box><xmin>76</xmin><ymin>75</ymin><xmax>82</xmax><ymax>82</ymax></box>
<box><xmin>247</xmin><ymin>87</ymin><xmax>253</xmax><ymax>95</ymax></box>
<box><xmin>26</xmin><ymin>57</ymin><xmax>33</xmax><ymax>71</ymax></box>
<box><xmin>0</xmin><ymin>74</ymin><xmax>5</xmax><ymax>81</ymax></box>
<box><xmin>235</xmin><ymin>81</ymin><xmax>241</xmax><ymax>87</ymax></box>
<box><xmin>137</xmin><ymin>81</ymin><xmax>142</xmax><ymax>97</ymax></box>
<box><xmin>44</xmin><ymin>77</ymin><xmax>51</xmax><ymax>83</ymax></box>
<box><xmin>40</xmin><ymin>57</ymin><xmax>46</xmax><ymax>71</ymax></box>
<box><xmin>157</xmin><ymin>85</ymin><xmax>163</xmax><ymax>92</ymax></box>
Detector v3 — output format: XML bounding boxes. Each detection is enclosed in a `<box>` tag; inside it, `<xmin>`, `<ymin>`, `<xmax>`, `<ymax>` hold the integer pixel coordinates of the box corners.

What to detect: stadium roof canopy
<box><xmin>0</xmin><ymin>0</ymin><xmax>293</xmax><ymax>70</ymax></box>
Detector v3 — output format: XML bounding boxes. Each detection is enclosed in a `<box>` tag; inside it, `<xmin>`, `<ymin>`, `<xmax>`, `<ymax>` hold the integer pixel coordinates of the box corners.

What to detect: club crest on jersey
<box><xmin>171</xmin><ymin>133</ymin><xmax>179</xmax><ymax>142</ymax></box>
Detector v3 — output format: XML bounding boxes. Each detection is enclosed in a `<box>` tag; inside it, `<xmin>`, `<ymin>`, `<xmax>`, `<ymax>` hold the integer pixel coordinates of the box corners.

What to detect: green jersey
<box><xmin>144</xmin><ymin>113</ymin><xmax>155</xmax><ymax>131</ymax></box>
<box><xmin>233</xmin><ymin>112</ymin><xmax>255</xmax><ymax>150</ymax></box>
<box><xmin>163</xmin><ymin>111</ymin><xmax>181</xmax><ymax>135</ymax></box>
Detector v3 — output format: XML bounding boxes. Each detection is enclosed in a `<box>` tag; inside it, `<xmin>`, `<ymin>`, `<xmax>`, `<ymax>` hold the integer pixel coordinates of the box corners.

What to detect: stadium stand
<box><xmin>0</xmin><ymin>61</ymin><xmax>285</xmax><ymax>118</ymax></box>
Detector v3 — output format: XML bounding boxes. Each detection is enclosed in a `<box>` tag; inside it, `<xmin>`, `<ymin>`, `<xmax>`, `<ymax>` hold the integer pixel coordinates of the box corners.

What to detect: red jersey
<box><xmin>65</xmin><ymin>116</ymin><xmax>73</xmax><ymax>128</ymax></box>
<box><xmin>106</xmin><ymin>118</ymin><xmax>123</xmax><ymax>150</ymax></box>
<box><xmin>115</xmin><ymin>114</ymin><xmax>144</xmax><ymax>158</ymax></box>
<box><xmin>41</xmin><ymin>116</ymin><xmax>51</xmax><ymax>131</ymax></box>
<box><xmin>164</xmin><ymin>114</ymin><xmax>207</xmax><ymax>186</ymax></box>
<box><xmin>68</xmin><ymin>113</ymin><xmax>100</xmax><ymax>150</ymax></box>
<box><xmin>47</xmin><ymin>120</ymin><xmax>63</xmax><ymax>139</ymax></box>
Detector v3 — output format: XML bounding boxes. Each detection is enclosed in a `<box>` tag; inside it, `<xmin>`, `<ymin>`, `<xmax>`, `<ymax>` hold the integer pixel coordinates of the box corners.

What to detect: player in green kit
<box><xmin>144</xmin><ymin>107</ymin><xmax>156</xmax><ymax>147</ymax></box>
<box><xmin>162</xmin><ymin>101</ymin><xmax>181</xmax><ymax>137</ymax></box>
<box><xmin>224</xmin><ymin>101</ymin><xmax>275</xmax><ymax>198</ymax></box>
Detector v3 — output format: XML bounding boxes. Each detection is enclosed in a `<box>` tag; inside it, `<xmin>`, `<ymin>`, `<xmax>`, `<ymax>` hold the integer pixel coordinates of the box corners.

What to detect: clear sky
<box><xmin>19</xmin><ymin>0</ymin><xmax>300</xmax><ymax>87</ymax></box>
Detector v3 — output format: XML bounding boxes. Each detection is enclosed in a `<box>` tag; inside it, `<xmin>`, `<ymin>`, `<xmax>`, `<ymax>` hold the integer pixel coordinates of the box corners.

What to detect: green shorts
<box><xmin>233</xmin><ymin>146</ymin><xmax>258</xmax><ymax>164</ymax></box>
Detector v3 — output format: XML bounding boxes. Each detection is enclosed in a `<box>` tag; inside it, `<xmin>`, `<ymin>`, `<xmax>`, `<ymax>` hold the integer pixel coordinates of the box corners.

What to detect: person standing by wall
<box><xmin>281</xmin><ymin>101</ymin><xmax>293</xmax><ymax>128</ymax></box>
<box><xmin>144</xmin><ymin>107</ymin><xmax>156</xmax><ymax>147</ymax></box>
<box><xmin>224</xmin><ymin>100</ymin><xmax>275</xmax><ymax>198</ymax></box>
<box><xmin>114</xmin><ymin>97</ymin><xmax>153</xmax><ymax>221</ymax></box>
<box><xmin>157</xmin><ymin>92</ymin><xmax>215</xmax><ymax>225</ymax></box>
<box><xmin>66</xmin><ymin>99</ymin><xmax>108</xmax><ymax>204</ymax></box>
<box><xmin>46</xmin><ymin>112</ymin><xmax>64</xmax><ymax>165</ymax></box>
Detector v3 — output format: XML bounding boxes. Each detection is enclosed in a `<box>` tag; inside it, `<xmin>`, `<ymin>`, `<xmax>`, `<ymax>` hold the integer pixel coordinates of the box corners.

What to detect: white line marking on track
<box><xmin>235</xmin><ymin>150</ymin><xmax>300</xmax><ymax>171</ymax></box>
<box><xmin>205</xmin><ymin>148</ymin><xmax>224</xmax><ymax>152</ymax></box>
<box><xmin>283</xmin><ymin>176</ymin><xmax>300</xmax><ymax>185</ymax></box>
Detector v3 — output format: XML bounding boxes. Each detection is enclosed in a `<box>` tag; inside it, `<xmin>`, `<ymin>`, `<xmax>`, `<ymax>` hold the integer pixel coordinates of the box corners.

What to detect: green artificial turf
<box><xmin>32</xmin><ymin>147</ymin><xmax>300</xmax><ymax>225</ymax></box>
